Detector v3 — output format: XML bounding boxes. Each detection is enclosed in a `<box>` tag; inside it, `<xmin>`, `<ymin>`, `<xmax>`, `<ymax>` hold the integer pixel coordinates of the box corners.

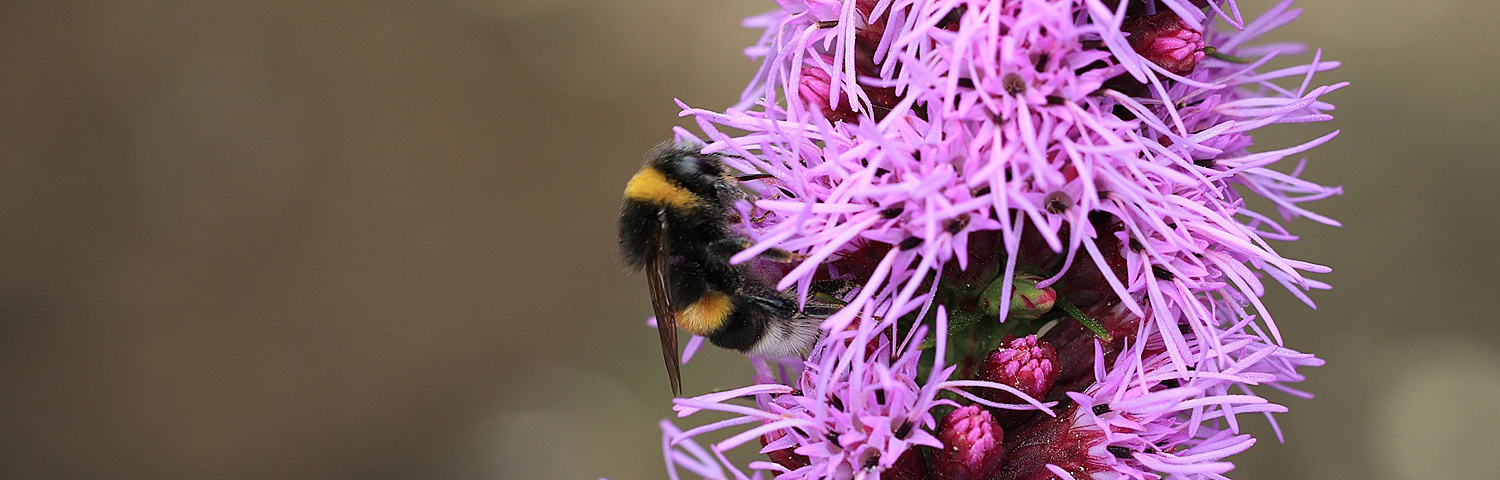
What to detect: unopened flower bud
<box><xmin>933</xmin><ymin>405</ymin><xmax>1005</xmax><ymax>480</ymax></box>
<box><xmin>979</xmin><ymin>335</ymin><xmax>1058</xmax><ymax>401</ymax></box>
<box><xmin>996</xmin><ymin>405</ymin><xmax>1108</xmax><ymax>480</ymax></box>
<box><xmin>1123</xmin><ymin>12</ymin><xmax>1206</xmax><ymax>76</ymax></box>
<box><xmin>980</xmin><ymin>272</ymin><xmax>1056</xmax><ymax>320</ymax></box>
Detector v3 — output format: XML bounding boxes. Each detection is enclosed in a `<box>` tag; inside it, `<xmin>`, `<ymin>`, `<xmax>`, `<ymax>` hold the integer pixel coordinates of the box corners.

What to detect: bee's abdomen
<box><xmin>705</xmin><ymin>292</ymin><xmax>798</xmax><ymax>354</ymax></box>
<box><xmin>677</xmin><ymin>290</ymin><xmax>734</xmax><ymax>336</ymax></box>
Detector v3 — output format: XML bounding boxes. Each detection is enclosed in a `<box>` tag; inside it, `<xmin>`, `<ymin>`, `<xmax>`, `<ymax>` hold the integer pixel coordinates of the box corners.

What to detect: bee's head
<box><xmin>648</xmin><ymin>144</ymin><xmax>729</xmax><ymax>200</ymax></box>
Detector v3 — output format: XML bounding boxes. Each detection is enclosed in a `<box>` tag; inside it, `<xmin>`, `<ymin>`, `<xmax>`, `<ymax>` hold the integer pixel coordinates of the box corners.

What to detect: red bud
<box><xmin>933</xmin><ymin>406</ymin><xmax>1005</xmax><ymax>480</ymax></box>
<box><xmin>1123</xmin><ymin>12</ymin><xmax>1206</xmax><ymax>76</ymax></box>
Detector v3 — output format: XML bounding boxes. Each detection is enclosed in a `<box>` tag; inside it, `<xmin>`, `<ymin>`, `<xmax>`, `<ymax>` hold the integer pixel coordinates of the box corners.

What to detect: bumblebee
<box><xmin>619</xmin><ymin>143</ymin><xmax>826</xmax><ymax>396</ymax></box>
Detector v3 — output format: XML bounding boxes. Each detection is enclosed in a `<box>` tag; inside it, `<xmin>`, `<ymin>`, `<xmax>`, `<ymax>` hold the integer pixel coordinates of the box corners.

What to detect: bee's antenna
<box><xmin>735</xmin><ymin>173</ymin><xmax>776</xmax><ymax>182</ymax></box>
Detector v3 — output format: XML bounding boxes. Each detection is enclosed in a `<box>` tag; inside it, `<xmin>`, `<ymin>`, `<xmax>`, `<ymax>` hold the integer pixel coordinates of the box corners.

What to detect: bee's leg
<box><xmin>799</xmin><ymin>279</ymin><xmax>891</xmax><ymax>324</ymax></box>
<box><xmin>809</xmin><ymin>279</ymin><xmax>860</xmax><ymax>298</ymax></box>
<box><xmin>708</xmin><ymin>236</ymin><xmax>806</xmax><ymax>263</ymax></box>
<box><xmin>759</xmin><ymin>247</ymin><xmax>807</xmax><ymax>263</ymax></box>
<box><xmin>794</xmin><ymin>279</ymin><xmax>859</xmax><ymax>319</ymax></box>
<box><xmin>705</xmin><ymin>237</ymin><xmax>747</xmax><ymax>258</ymax></box>
<box><xmin>800</xmin><ymin>300</ymin><xmax>844</xmax><ymax>319</ymax></box>
<box><xmin>706</xmin><ymin>237</ymin><xmax>750</xmax><ymax>259</ymax></box>
<box><xmin>799</xmin><ymin>297</ymin><xmax>886</xmax><ymax>323</ymax></box>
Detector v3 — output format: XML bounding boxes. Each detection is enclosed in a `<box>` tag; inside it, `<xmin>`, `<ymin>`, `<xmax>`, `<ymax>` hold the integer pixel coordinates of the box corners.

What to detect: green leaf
<box><xmin>1056</xmin><ymin>297</ymin><xmax>1112</xmax><ymax>341</ymax></box>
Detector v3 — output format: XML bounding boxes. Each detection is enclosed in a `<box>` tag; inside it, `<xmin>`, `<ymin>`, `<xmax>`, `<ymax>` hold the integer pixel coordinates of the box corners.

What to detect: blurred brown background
<box><xmin>0</xmin><ymin>1</ymin><xmax>1495</xmax><ymax>479</ymax></box>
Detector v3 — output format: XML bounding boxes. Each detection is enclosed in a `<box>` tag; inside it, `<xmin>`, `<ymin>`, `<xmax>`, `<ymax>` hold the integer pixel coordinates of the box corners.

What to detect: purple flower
<box><xmin>650</xmin><ymin>0</ymin><xmax>1342</xmax><ymax>479</ymax></box>
<box><xmin>666</xmin><ymin>319</ymin><xmax>955</xmax><ymax>479</ymax></box>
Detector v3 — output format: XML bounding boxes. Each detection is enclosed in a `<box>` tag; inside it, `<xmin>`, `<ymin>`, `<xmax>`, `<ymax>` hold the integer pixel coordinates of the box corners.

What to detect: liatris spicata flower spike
<box><xmin>932</xmin><ymin>405</ymin><xmax>1005</xmax><ymax>480</ymax></box>
<box><xmin>645</xmin><ymin>0</ymin><xmax>1343</xmax><ymax>479</ymax></box>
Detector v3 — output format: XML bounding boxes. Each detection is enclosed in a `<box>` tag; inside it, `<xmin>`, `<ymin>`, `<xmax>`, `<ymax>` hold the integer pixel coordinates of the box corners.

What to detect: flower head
<box><xmin>651</xmin><ymin>0</ymin><xmax>1342</xmax><ymax>478</ymax></box>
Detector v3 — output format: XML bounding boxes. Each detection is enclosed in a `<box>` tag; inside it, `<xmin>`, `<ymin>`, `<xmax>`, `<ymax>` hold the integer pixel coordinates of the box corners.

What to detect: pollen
<box><xmin>678</xmin><ymin>291</ymin><xmax>733</xmax><ymax>335</ymax></box>
<box><xmin>624</xmin><ymin>167</ymin><xmax>697</xmax><ymax>209</ymax></box>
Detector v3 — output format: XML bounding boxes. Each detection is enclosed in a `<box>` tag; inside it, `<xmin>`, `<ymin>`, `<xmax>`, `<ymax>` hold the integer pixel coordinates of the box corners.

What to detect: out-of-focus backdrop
<box><xmin>1</xmin><ymin>1</ymin><xmax>1495</xmax><ymax>479</ymax></box>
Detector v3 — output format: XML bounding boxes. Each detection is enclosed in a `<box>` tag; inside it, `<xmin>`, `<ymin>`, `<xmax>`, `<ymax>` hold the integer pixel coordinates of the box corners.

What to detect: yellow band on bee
<box><xmin>624</xmin><ymin>167</ymin><xmax>697</xmax><ymax>209</ymax></box>
<box><xmin>678</xmin><ymin>291</ymin><xmax>733</xmax><ymax>335</ymax></box>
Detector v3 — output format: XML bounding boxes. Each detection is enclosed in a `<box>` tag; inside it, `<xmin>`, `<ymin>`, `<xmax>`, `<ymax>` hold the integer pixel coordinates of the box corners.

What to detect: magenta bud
<box><xmin>1123</xmin><ymin>12</ymin><xmax>1206</xmax><ymax>76</ymax></box>
<box><xmin>996</xmin><ymin>405</ymin><xmax>1108</xmax><ymax>480</ymax></box>
<box><xmin>979</xmin><ymin>335</ymin><xmax>1059</xmax><ymax>401</ymax></box>
<box><xmin>933</xmin><ymin>405</ymin><xmax>1005</xmax><ymax>480</ymax></box>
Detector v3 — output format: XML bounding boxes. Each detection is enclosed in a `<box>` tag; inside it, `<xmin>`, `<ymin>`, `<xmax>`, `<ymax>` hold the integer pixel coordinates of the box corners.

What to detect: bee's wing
<box><xmin>647</xmin><ymin>209</ymin><xmax>682</xmax><ymax>397</ymax></box>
